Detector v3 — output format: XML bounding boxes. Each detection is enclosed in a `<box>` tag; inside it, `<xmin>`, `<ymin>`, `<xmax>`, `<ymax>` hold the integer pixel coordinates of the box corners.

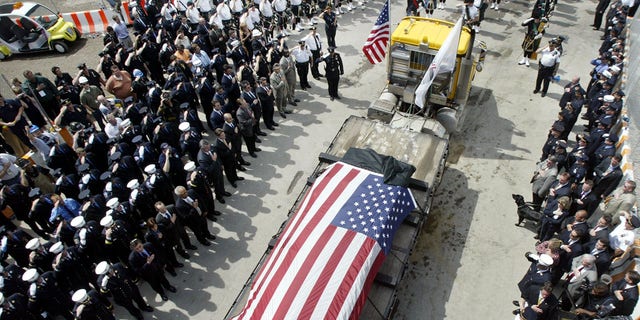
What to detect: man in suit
<box><xmin>154</xmin><ymin>201</ymin><xmax>196</xmax><ymax>259</ymax></box>
<box><xmin>559</xmin><ymin>210</ymin><xmax>589</xmax><ymax>243</ymax></box>
<box><xmin>196</xmin><ymin>139</ymin><xmax>230</xmax><ymax>203</ymax></box>
<box><xmin>209</xmin><ymin>100</ymin><xmax>225</xmax><ymax>130</ymax></box>
<box><xmin>592</xmin><ymin>154</ymin><xmax>623</xmax><ymax>199</ymax></box>
<box><xmin>220</xmin><ymin>65</ymin><xmax>241</xmax><ymax>112</ymax></box>
<box><xmin>128</xmin><ymin>239</ymin><xmax>176</xmax><ymax>301</ymax></box>
<box><xmin>256</xmin><ymin>76</ymin><xmax>277</xmax><ymax>130</ymax></box>
<box><xmin>514</xmin><ymin>282</ymin><xmax>558</xmax><ymax>320</ymax></box>
<box><xmin>543</xmin><ymin>172</ymin><xmax>572</xmax><ymax>212</ymax></box>
<box><xmin>213</xmin><ymin>128</ymin><xmax>243</xmax><ymax>187</ymax></box>
<box><xmin>558</xmin><ymin>229</ymin><xmax>585</xmax><ymax>273</ymax></box>
<box><xmin>173</xmin><ymin>186</ymin><xmax>215</xmax><ymax>246</ymax></box>
<box><xmin>195</xmin><ymin>75</ymin><xmax>216</xmax><ymax>131</ymax></box>
<box><xmin>566</xmin><ymin>254</ymin><xmax>599</xmax><ymax>305</ymax></box>
<box><xmin>223</xmin><ymin>113</ymin><xmax>250</xmax><ymax>171</ymax></box>
<box><xmin>610</xmin><ymin>270</ymin><xmax>640</xmax><ymax>316</ymax></box>
<box><xmin>576</xmin><ymin>237</ymin><xmax>613</xmax><ymax>277</ymax></box>
<box><xmin>531</xmin><ymin>156</ymin><xmax>559</xmax><ymax>211</ymax></box>
<box><xmin>236</xmin><ymin>98</ymin><xmax>260</xmax><ymax>158</ymax></box>
<box><xmin>241</xmin><ymin>81</ymin><xmax>266</xmax><ymax>138</ymax></box>
<box><xmin>604</xmin><ymin>180</ymin><xmax>637</xmax><ymax>224</ymax></box>
<box><xmin>270</xmin><ymin>63</ymin><xmax>291</xmax><ymax>118</ymax></box>
<box><xmin>571</xmin><ymin>180</ymin><xmax>599</xmax><ymax>216</ymax></box>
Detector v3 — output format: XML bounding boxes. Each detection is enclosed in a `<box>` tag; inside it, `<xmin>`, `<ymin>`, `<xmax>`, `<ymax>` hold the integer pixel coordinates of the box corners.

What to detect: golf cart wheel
<box><xmin>52</xmin><ymin>41</ymin><xmax>68</xmax><ymax>53</ymax></box>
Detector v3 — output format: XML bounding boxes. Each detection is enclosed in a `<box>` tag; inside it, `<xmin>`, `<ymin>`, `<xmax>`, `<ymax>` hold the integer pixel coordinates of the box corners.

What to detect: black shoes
<box><xmin>280</xmin><ymin>112</ymin><xmax>287</xmax><ymax>118</ymax></box>
<box><xmin>533</xmin><ymin>89</ymin><xmax>539</xmax><ymax>94</ymax></box>
<box><xmin>541</xmin><ymin>92</ymin><xmax>546</xmax><ymax>97</ymax></box>
<box><xmin>185</xmin><ymin>244</ymin><xmax>198</xmax><ymax>250</ymax></box>
<box><xmin>330</xmin><ymin>97</ymin><xmax>334</xmax><ymax>101</ymax></box>
<box><xmin>272</xmin><ymin>123</ymin><xmax>279</xmax><ymax>126</ymax></box>
<box><xmin>255</xmin><ymin>138</ymin><xmax>262</xmax><ymax>143</ymax></box>
<box><xmin>250</xmin><ymin>153</ymin><xmax>257</xmax><ymax>158</ymax></box>
<box><xmin>142</xmin><ymin>305</ymin><xmax>154</xmax><ymax>312</ymax></box>
<box><xmin>284</xmin><ymin>110</ymin><xmax>292</xmax><ymax>114</ymax></box>
<box><xmin>206</xmin><ymin>215</ymin><xmax>217</xmax><ymax>222</ymax></box>
<box><xmin>240</xmin><ymin>160</ymin><xmax>251</xmax><ymax>166</ymax></box>
<box><xmin>236</xmin><ymin>177</ymin><xmax>245</xmax><ymax>181</ymax></box>
<box><xmin>267</xmin><ymin>126</ymin><xmax>276</xmax><ymax>130</ymax></box>
<box><xmin>218</xmin><ymin>197</ymin><xmax>226</xmax><ymax>204</ymax></box>
<box><xmin>289</xmin><ymin>101</ymin><xmax>298</xmax><ymax>106</ymax></box>
<box><xmin>513</xmin><ymin>309</ymin><xmax>520</xmax><ymax>315</ymax></box>
<box><xmin>161</xmin><ymin>294</ymin><xmax>169</xmax><ymax>301</ymax></box>
<box><xmin>177</xmin><ymin>250</ymin><xmax>190</xmax><ymax>259</ymax></box>
<box><xmin>206</xmin><ymin>234</ymin><xmax>216</xmax><ymax>240</ymax></box>
<box><xmin>512</xmin><ymin>300</ymin><xmax>520</xmax><ymax>307</ymax></box>
<box><xmin>213</xmin><ymin>210</ymin><xmax>222</xmax><ymax>216</ymax></box>
<box><xmin>199</xmin><ymin>239</ymin><xmax>211</xmax><ymax>246</ymax></box>
<box><xmin>231</xmin><ymin>182</ymin><xmax>237</xmax><ymax>188</ymax></box>
<box><xmin>167</xmin><ymin>286</ymin><xmax>177</xmax><ymax>293</ymax></box>
<box><xmin>254</xmin><ymin>148</ymin><xmax>262</xmax><ymax>152</ymax></box>
<box><xmin>238</xmin><ymin>166</ymin><xmax>247</xmax><ymax>171</ymax></box>
<box><xmin>223</xmin><ymin>191</ymin><xmax>232</xmax><ymax>196</ymax></box>
<box><xmin>167</xmin><ymin>269</ymin><xmax>177</xmax><ymax>277</ymax></box>
<box><xmin>174</xmin><ymin>262</ymin><xmax>184</xmax><ymax>268</ymax></box>
<box><xmin>258</xmin><ymin>132</ymin><xmax>267</xmax><ymax>136</ymax></box>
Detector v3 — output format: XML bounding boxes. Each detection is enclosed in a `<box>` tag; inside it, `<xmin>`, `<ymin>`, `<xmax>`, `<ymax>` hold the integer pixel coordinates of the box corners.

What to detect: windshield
<box><xmin>26</xmin><ymin>4</ymin><xmax>58</xmax><ymax>29</ymax></box>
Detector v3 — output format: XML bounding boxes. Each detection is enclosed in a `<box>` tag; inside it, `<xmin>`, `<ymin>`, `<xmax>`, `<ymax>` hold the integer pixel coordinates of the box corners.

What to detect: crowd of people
<box><xmin>0</xmin><ymin>0</ymin><xmax>352</xmax><ymax>318</ymax></box>
<box><xmin>514</xmin><ymin>1</ymin><xmax>639</xmax><ymax>319</ymax></box>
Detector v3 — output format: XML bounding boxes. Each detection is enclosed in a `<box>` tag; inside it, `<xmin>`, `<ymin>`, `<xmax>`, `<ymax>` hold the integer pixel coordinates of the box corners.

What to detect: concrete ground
<box><xmin>0</xmin><ymin>0</ymin><xmax>623</xmax><ymax>319</ymax></box>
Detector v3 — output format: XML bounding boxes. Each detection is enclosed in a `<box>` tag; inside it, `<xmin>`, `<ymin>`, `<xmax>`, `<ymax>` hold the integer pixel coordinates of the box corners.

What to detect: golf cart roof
<box><xmin>0</xmin><ymin>2</ymin><xmax>41</xmax><ymax>16</ymax></box>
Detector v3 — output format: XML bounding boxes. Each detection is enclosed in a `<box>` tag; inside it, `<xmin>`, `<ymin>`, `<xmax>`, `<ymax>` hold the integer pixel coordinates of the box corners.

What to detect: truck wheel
<box><xmin>52</xmin><ymin>41</ymin><xmax>68</xmax><ymax>53</ymax></box>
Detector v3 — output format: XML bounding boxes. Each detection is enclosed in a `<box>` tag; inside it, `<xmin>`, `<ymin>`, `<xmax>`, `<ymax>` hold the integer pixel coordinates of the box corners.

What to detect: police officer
<box><xmin>72</xmin><ymin>288</ymin><xmax>115</xmax><ymax>320</ymax></box>
<box><xmin>95</xmin><ymin>261</ymin><xmax>153</xmax><ymax>320</ymax></box>
<box><xmin>23</xmin><ymin>268</ymin><xmax>74</xmax><ymax>319</ymax></box>
<box><xmin>51</xmin><ymin>242</ymin><xmax>95</xmax><ymax>292</ymax></box>
<box><xmin>304</xmin><ymin>27</ymin><xmax>323</xmax><ymax>79</ymax></box>
<box><xmin>0</xmin><ymin>292</ymin><xmax>34</xmax><ymax>320</ymax></box>
<box><xmin>144</xmin><ymin>164</ymin><xmax>176</xmax><ymax>206</ymax></box>
<box><xmin>101</xmin><ymin>215</ymin><xmax>133</xmax><ymax>265</ymax></box>
<box><xmin>533</xmin><ymin>40</ymin><xmax>560</xmax><ymax>97</ymax></box>
<box><xmin>179</xmin><ymin>122</ymin><xmax>202</xmax><ymax>161</ymax></box>
<box><xmin>128</xmin><ymin>179</ymin><xmax>157</xmax><ymax>222</ymax></box>
<box><xmin>25</xmin><ymin>238</ymin><xmax>54</xmax><ymax>274</ymax></box>
<box><xmin>291</xmin><ymin>40</ymin><xmax>313</xmax><ymax>90</ymax></box>
<box><xmin>320</xmin><ymin>47</ymin><xmax>344</xmax><ymax>101</ymax></box>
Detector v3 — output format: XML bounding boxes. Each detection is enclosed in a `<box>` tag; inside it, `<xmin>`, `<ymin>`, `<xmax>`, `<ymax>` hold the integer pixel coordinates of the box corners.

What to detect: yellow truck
<box><xmin>369</xmin><ymin>17</ymin><xmax>486</xmax><ymax>135</ymax></box>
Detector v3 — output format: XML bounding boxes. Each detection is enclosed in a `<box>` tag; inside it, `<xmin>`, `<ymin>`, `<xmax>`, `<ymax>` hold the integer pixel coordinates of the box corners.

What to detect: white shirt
<box><xmin>192</xmin><ymin>51</ymin><xmax>212</xmax><ymax>68</ymax></box>
<box><xmin>186</xmin><ymin>7</ymin><xmax>201</xmax><ymax>24</ymax></box>
<box><xmin>260</xmin><ymin>0</ymin><xmax>274</xmax><ymax>17</ymax></box>
<box><xmin>104</xmin><ymin>118</ymin><xmax>123</xmax><ymax>139</ymax></box>
<box><xmin>304</xmin><ymin>33</ymin><xmax>322</xmax><ymax>51</ymax></box>
<box><xmin>609</xmin><ymin>216</ymin><xmax>636</xmax><ymax>252</ymax></box>
<box><xmin>217</xmin><ymin>3</ymin><xmax>232</xmax><ymax>20</ymax></box>
<box><xmin>273</xmin><ymin>0</ymin><xmax>287</xmax><ymax>12</ymax></box>
<box><xmin>462</xmin><ymin>4</ymin><xmax>479</xmax><ymax>21</ymax></box>
<box><xmin>291</xmin><ymin>0</ymin><xmax>302</xmax><ymax>5</ymax></box>
<box><xmin>209</xmin><ymin>13</ymin><xmax>224</xmax><ymax>29</ymax></box>
<box><xmin>539</xmin><ymin>47</ymin><xmax>561</xmax><ymax>67</ymax></box>
<box><xmin>161</xmin><ymin>3</ymin><xmax>177</xmax><ymax>20</ymax></box>
<box><xmin>291</xmin><ymin>46</ymin><xmax>312</xmax><ymax>62</ymax></box>
<box><xmin>0</xmin><ymin>154</ymin><xmax>20</xmax><ymax>181</ymax></box>
<box><xmin>196</xmin><ymin>0</ymin><xmax>212</xmax><ymax>12</ymax></box>
<box><xmin>174</xmin><ymin>0</ymin><xmax>188</xmax><ymax>11</ymax></box>
<box><xmin>230</xmin><ymin>0</ymin><xmax>244</xmax><ymax>13</ymax></box>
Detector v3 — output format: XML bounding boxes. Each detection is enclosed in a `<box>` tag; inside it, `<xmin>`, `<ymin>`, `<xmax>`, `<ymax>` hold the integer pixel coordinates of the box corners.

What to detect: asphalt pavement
<box><xmin>0</xmin><ymin>0</ymin><xmax>625</xmax><ymax>319</ymax></box>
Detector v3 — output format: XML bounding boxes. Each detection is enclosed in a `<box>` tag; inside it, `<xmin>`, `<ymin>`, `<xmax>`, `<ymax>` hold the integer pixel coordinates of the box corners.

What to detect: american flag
<box><xmin>232</xmin><ymin>162</ymin><xmax>416</xmax><ymax>320</ymax></box>
<box><xmin>362</xmin><ymin>0</ymin><xmax>390</xmax><ymax>64</ymax></box>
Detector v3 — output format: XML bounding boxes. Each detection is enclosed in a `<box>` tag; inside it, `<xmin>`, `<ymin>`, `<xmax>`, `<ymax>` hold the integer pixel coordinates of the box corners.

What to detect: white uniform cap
<box><xmin>106</xmin><ymin>209</ymin><xmax>114</xmax><ymax>216</ymax></box>
<box><xmin>603</xmin><ymin>95</ymin><xmax>614</xmax><ymax>103</ymax></box>
<box><xmin>95</xmin><ymin>261</ymin><xmax>111</xmax><ymax>275</ymax></box>
<box><xmin>81</xmin><ymin>174</ymin><xmax>91</xmax><ymax>185</ymax></box>
<box><xmin>25</xmin><ymin>238</ymin><xmax>40</xmax><ymax>250</ymax></box>
<box><xmin>184</xmin><ymin>161</ymin><xmax>197</xmax><ymax>172</ymax></box>
<box><xmin>71</xmin><ymin>216</ymin><xmax>86</xmax><ymax>228</ymax></box>
<box><xmin>178</xmin><ymin>122</ymin><xmax>191</xmax><ymax>132</ymax></box>
<box><xmin>538</xmin><ymin>254</ymin><xmax>554</xmax><ymax>267</ymax></box>
<box><xmin>100</xmin><ymin>215</ymin><xmax>115</xmax><ymax>228</ymax></box>
<box><xmin>106</xmin><ymin>198</ymin><xmax>119</xmax><ymax>209</ymax></box>
<box><xmin>72</xmin><ymin>289</ymin><xmax>89</xmax><ymax>303</ymax></box>
<box><xmin>78</xmin><ymin>76</ymin><xmax>89</xmax><ymax>84</ymax></box>
<box><xmin>127</xmin><ymin>179</ymin><xmax>140</xmax><ymax>190</ymax></box>
<box><xmin>105</xmin><ymin>182</ymin><xmax>112</xmax><ymax>192</ymax></box>
<box><xmin>22</xmin><ymin>268</ymin><xmax>39</xmax><ymax>283</ymax></box>
<box><xmin>251</xmin><ymin>29</ymin><xmax>262</xmax><ymax>37</ymax></box>
<box><xmin>602</xmin><ymin>70</ymin><xmax>612</xmax><ymax>79</ymax></box>
<box><xmin>609</xmin><ymin>65</ymin><xmax>620</xmax><ymax>73</ymax></box>
<box><xmin>144</xmin><ymin>164</ymin><xmax>156</xmax><ymax>174</ymax></box>
<box><xmin>49</xmin><ymin>242</ymin><xmax>64</xmax><ymax>254</ymax></box>
<box><xmin>121</xmin><ymin>118</ymin><xmax>132</xmax><ymax>128</ymax></box>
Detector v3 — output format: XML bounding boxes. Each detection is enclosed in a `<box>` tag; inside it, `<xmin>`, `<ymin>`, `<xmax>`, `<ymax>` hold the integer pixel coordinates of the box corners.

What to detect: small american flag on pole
<box><xmin>362</xmin><ymin>0</ymin><xmax>390</xmax><ymax>64</ymax></box>
<box><xmin>232</xmin><ymin>162</ymin><xmax>416</xmax><ymax>319</ymax></box>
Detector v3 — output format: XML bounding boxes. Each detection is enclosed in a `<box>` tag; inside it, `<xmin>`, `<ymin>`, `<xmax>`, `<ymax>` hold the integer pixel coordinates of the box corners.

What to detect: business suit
<box><xmin>175</xmin><ymin>195</ymin><xmax>209</xmax><ymax>244</ymax></box>
<box><xmin>610</xmin><ymin>279</ymin><xmax>639</xmax><ymax>316</ymax></box>
<box><xmin>570</xmin><ymin>186</ymin><xmax>599</xmax><ymax>216</ymax></box>
<box><xmin>256</xmin><ymin>83</ymin><xmax>276</xmax><ymax>129</ymax></box>
<box><xmin>566</xmin><ymin>265</ymin><xmax>598</xmax><ymax>302</ymax></box>
<box><xmin>196</xmin><ymin>78</ymin><xmax>216</xmax><ymax>130</ymax></box>
<box><xmin>270</xmin><ymin>69</ymin><xmax>289</xmax><ymax>116</ymax></box>
<box><xmin>592</xmin><ymin>158</ymin><xmax>623</xmax><ymax>198</ymax></box>
<box><xmin>214</xmin><ymin>138</ymin><xmax>240</xmax><ymax>183</ymax></box>
<box><xmin>236</xmin><ymin>105</ymin><xmax>257</xmax><ymax>155</ymax></box>
<box><xmin>128</xmin><ymin>242</ymin><xmax>173</xmax><ymax>297</ymax></box>
<box><xmin>197</xmin><ymin>149</ymin><xmax>226</xmax><ymax>198</ymax></box>
<box><xmin>521</xmin><ymin>286</ymin><xmax>559</xmax><ymax>320</ymax></box>
<box><xmin>223</xmin><ymin>121</ymin><xmax>246</xmax><ymax>166</ymax></box>
<box><xmin>242</xmin><ymin>89</ymin><xmax>264</xmax><ymax>135</ymax></box>
<box><xmin>156</xmin><ymin>205</ymin><xmax>194</xmax><ymax>253</ymax></box>
<box><xmin>210</xmin><ymin>109</ymin><xmax>225</xmax><ymax>129</ymax></box>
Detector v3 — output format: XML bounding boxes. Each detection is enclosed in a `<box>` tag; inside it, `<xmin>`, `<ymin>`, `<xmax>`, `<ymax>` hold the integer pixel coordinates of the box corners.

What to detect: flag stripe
<box><xmin>285</xmin><ymin>227</ymin><xmax>357</xmax><ymax>319</ymax></box>
<box><xmin>240</xmin><ymin>165</ymin><xmax>361</xmax><ymax>318</ymax></box>
<box><xmin>234</xmin><ymin>163</ymin><xmax>350</xmax><ymax>320</ymax></box>
<box><xmin>347</xmin><ymin>251</ymin><xmax>387</xmax><ymax>319</ymax></box>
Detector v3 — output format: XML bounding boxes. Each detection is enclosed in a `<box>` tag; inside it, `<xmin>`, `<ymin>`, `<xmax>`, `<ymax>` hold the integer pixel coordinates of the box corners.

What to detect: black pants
<box><xmin>327</xmin><ymin>75</ymin><xmax>340</xmax><ymax>98</ymax></box>
<box><xmin>296</xmin><ymin>62</ymin><xmax>310</xmax><ymax>88</ymax></box>
<box><xmin>243</xmin><ymin>134</ymin><xmax>257</xmax><ymax>154</ymax></box>
<box><xmin>535</xmin><ymin>65</ymin><xmax>555</xmax><ymax>93</ymax></box>
<box><xmin>311</xmin><ymin>50</ymin><xmax>321</xmax><ymax>78</ymax></box>
<box><xmin>115</xmin><ymin>287</ymin><xmax>146</xmax><ymax>320</ymax></box>
<box><xmin>325</xmin><ymin>27</ymin><xmax>336</xmax><ymax>48</ymax></box>
<box><xmin>145</xmin><ymin>271</ymin><xmax>172</xmax><ymax>296</ymax></box>
<box><xmin>262</xmin><ymin>103</ymin><xmax>275</xmax><ymax>127</ymax></box>
<box><xmin>593</xmin><ymin>11</ymin><xmax>605</xmax><ymax>29</ymax></box>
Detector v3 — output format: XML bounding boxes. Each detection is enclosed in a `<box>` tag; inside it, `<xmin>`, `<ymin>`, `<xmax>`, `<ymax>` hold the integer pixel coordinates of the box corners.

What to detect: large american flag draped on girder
<box><xmin>362</xmin><ymin>0</ymin><xmax>390</xmax><ymax>64</ymax></box>
<box><xmin>232</xmin><ymin>162</ymin><xmax>417</xmax><ymax>319</ymax></box>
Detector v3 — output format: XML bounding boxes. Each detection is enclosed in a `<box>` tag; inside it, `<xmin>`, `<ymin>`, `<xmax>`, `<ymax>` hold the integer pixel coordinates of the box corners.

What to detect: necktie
<box><xmin>314</xmin><ymin>35</ymin><xmax>320</xmax><ymax>50</ymax></box>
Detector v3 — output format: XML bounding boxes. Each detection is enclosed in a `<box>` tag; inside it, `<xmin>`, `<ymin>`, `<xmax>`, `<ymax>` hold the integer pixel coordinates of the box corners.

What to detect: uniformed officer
<box><xmin>100</xmin><ymin>215</ymin><xmax>133</xmax><ymax>265</ymax></box>
<box><xmin>319</xmin><ymin>47</ymin><xmax>344</xmax><ymax>101</ymax></box>
<box><xmin>0</xmin><ymin>264</ymin><xmax>27</xmax><ymax>298</ymax></box>
<box><xmin>95</xmin><ymin>261</ymin><xmax>153</xmax><ymax>320</ymax></box>
<box><xmin>0</xmin><ymin>292</ymin><xmax>34</xmax><ymax>320</ymax></box>
<box><xmin>178</xmin><ymin>122</ymin><xmax>202</xmax><ymax>161</ymax></box>
<box><xmin>72</xmin><ymin>288</ymin><xmax>115</xmax><ymax>320</ymax></box>
<box><xmin>291</xmin><ymin>40</ymin><xmax>313</xmax><ymax>90</ymax></box>
<box><xmin>23</xmin><ymin>268</ymin><xmax>74</xmax><ymax>319</ymax></box>
<box><xmin>185</xmin><ymin>161</ymin><xmax>221</xmax><ymax>222</ymax></box>
<box><xmin>51</xmin><ymin>242</ymin><xmax>95</xmax><ymax>292</ymax></box>
<box><xmin>128</xmin><ymin>179</ymin><xmax>157</xmax><ymax>222</ymax></box>
<box><xmin>533</xmin><ymin>40</ymin><xmax>561</xmax><ymax>97</ymax></box>
<box><xmin>25</xmin><ymin>238</ymin><xmax>54</xmax><ymax>274</ymax></box>
<box><xmin>592</xmin><ymin>133</ymin><xmax>618</xmax><ymax>167</ymax></box>
<box><xmin>304</xmin><ymin>27</ymin><xmax>323</xmax><ymax>79</ymax></box>
<box><xmin>144</xmin><ymin>164</ymin><xmax>176</xmax><ymax>206</ymax></box>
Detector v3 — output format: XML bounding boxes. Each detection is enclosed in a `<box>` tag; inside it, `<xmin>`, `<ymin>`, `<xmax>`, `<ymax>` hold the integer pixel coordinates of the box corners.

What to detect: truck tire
<box><xmin>52</xmin><ymin>41</ymin><xmax>68</xmax><ymax>53</ymax></box>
